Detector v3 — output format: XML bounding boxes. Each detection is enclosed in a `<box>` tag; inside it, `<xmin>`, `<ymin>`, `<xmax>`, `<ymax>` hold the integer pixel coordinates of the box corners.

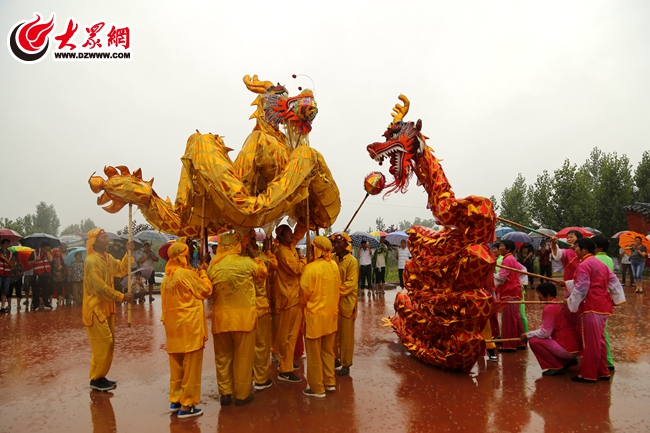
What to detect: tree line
<box><xmin>1</xmin><ymin>201</ymin><xmax>97</xmax><ymax>237</ymax></box>
<box><xmin>495</xmin><ymin>148</ymin><xmax>650</xmax><ymax>237</ymax></box>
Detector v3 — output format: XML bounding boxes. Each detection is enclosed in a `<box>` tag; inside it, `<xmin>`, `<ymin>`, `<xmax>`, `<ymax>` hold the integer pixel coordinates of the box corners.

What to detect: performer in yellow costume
<box><xmin>332</xmin><ymin>233</ymin><xmax>359</xmax><ymax>376</ymax></box>
<box><xmin>274</xmin><ymin>223</ymin><xmax>307</xmax><ymax>383</ymax></box>
<box><xmin>300</xmin><ymin>236</ymin><xmax>340</xmax><ymax>397</ymax></box>
<box><xmin>249</xmin><ymin>233</ymin><xmax>278</xmax><ymax>391</ymax></box>
<box><xmin>82</xmin><ymin>228</ymin><xmax>134</xmax><ymax>392</ymax></box>
<box><xmin>208</xmin><ymin>233</ymin><xmax>267</xmax><ymax>406</ymax></box>
<box><xmin>161</xmin><ymin>241</ymin><xmax>212</xmax><ymax>418</ymax></box>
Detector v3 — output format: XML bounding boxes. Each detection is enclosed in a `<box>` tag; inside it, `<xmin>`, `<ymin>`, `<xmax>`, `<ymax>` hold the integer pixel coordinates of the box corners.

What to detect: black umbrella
<box><xmin>350</xmin><ymin>231</ymin><xmax>380</xmax><ymax>249</ymax></box>
<box><xmin>20</xmin><ymin>233</ymin><xmax>61</xmax><ymax>249</ymax></box>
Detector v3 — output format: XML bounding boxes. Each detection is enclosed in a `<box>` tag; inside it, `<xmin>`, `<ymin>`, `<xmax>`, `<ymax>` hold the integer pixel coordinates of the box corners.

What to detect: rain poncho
<box><xmin>161</xmin><ymin>241</ymin><xmax>213</xmax><ymax>354</ymax></box>
<box><xmin>207</xmin><ymin>233</ymin><xmax>268</xmax><ymax>333</ymax></box>
<box><xmin>300</xmin><ymin>236</ymin><xmax>340</xmax><ymax>339</ymax></box>
<box><xmin>82</xmin><ymin>228</ymin><xmax>134</xmax><ymax>327</ymax></box>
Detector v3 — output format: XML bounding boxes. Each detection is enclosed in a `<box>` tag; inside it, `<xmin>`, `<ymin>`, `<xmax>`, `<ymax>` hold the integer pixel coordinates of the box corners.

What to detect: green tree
<box><xmin>595</xmin><ymin>152</ymin><xmax>633</xmax><ymax>236</ymax></box>
<box><xmin>60</xmin><ymin>218</ymin><xmax>97</xmax><ymax>235</ymax></box>
<box><xmin>489</xmin><ymin>195</ymin><xmax>499</xmax><ymax>214</ymax></box>
<box><xmin>499</xmin><ymin>173</ymin><xmax>532</xmax><ymax>228</ymax></box>
<box><xmin>413</xmin><ymin>217</ymin><xmax>437</xmax><ymax>228</ymax></box>
<box><xmin>375</xmin><ymin>217</ymin><xmax>386</xmax><ymax>232</ymax></box>
<box><xmin>529</xmin><ymin>170</ymin><xmax>558</xmax><ymax>229</ymax></box>
<box><xmin>634</xmin><ymin>150</ymin><xmax>650</xmax><ymax>203</ymax></box>
<box><xmin>31</xmin><ymin>202</ymin><xmax>60</xmax><ymax>236</ymax></box>
<box><xmin>117</xmin><ymin>220</ymin><xmax>155</xmax><ymax>236</ymax></box>
<box><xmin>398</xmin><ymin>219</ymin><xmax>412</xmax><ymax>231</ymax></box>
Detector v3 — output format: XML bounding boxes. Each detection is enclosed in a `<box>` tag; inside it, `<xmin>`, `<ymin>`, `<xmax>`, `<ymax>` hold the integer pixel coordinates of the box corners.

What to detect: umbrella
<box><xmin>350</xmin><ymin>231</ymin><xmax>380</xmax><ymax>249</ymax></box>
<box><xmin>556</xmin><ymin>227</ymin><xmax>593</xmax><ymax>239</ymax></box>
<box><xmin>256</xmin><ymin>231</ymin><xmax>266</xmax><ymax>242</ymax></box>
<box><xmin>58</xmin><ymin>235</ymin><xmax>85</xmax><ymax>248</ymax></box>
<box><xmin>0</xmin><ymin>229</ymin><xmax>23</xmax><ymax>246</ymax></box>
<box><xmin>371</xmin><ymin>231</ymin><xmax>387</xmax><ymax>238</ymax></box>
<box><xmin>121</xmin><ymin>267</ymin><xmax>155</xmax><ymax>289</ymax></box>
<box><xmin>75</xmin><ymin>232</ymin><xmax>88</xmax><ymax>239</ymax></box>
<box><xmin>611</xmin><ymin>231</ymin><xmax>627</xmax><ymax>239</ymax></box>
<box><xmin>64</xmin><ymin>247</ymin><xmax>87</xmax><ymax>265</ymax></box>
<box><xmin>134</xmin><ymin>230</ymin><xmax>169</xmax><ymax>243</ymax></box>
<box><xmin>208</xmin><ymin>235</ymin><xmax>219</xmax><ymax>242</ymax></box>
<box><xmin>8</xmin><ymin>246</ymin><xmax>35</xmax><ymax>268</ymax></box>
<box><xmin>296</xmin><ymin>236</ymin><xmax>307</xmax><ymax>246</ymax></box>
<box><xmin>619</xmin><ymin>231</ymin><xmax>650</xmax><ymax>256</ymax></box>
<box><xmin>20</xmin><ymin>233</ymin><xmax>61</xmax><ymax>249</ymax></box>
<box><xmin>385</xmin><ymin>231</ymin><xmax>408</xmax><ymax>245</ymax></box>
<box><xmin>583</xmin><ymin>227</ymin><xmax>603</xmax><ymax>236</ymax></box>
<box><xmin>495</xmin><ymin>227</ymin><xmax>514</xmax><ymax>238</ymax></box>
<box><xmin>528</xmin><ymin>228</ymin><xmax>556</xmax><ymax>239</ymax></box>
<box><xmin>117</xmin><ymin>234</ymin><xmax>143</xmax><ymax>249</ymax></box>
<box><xmin>501</xmin><ymin>231</ymin><xmax>533</xmax><ymax>244</ymax></box>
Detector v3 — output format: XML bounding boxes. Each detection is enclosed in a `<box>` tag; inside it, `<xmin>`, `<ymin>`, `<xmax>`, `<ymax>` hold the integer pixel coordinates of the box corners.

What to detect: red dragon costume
<box><xmin>367</xmin><ymin>95</ymin><xmax>497</xmax><ymax>371</ymax></box>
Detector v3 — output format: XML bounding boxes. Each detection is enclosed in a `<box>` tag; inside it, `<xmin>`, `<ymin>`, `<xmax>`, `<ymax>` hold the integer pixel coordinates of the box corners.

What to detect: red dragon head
<box><xmin>367</xmin><ymin>95</ymin><xmax>425</xmax><ymax>194</ymax></box>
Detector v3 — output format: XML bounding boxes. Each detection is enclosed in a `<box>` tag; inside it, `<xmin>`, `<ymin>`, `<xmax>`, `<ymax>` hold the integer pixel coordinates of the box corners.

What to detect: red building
<box><xmin>624</xmin><ymin>202</ymin><xmax>650</xmax><ymax>234</ymax></box>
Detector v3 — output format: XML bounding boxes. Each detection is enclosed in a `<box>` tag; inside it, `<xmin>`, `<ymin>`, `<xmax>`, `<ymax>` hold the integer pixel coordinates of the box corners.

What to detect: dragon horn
<box><xmin>391</xmin><ymin>94</ymin><xmax>410</xmax><ymax>124</ymax></box>
<box><xmin>243</xmin><ymin>74</ymin><xmax>273</xmax><ymax>94</ymax></box>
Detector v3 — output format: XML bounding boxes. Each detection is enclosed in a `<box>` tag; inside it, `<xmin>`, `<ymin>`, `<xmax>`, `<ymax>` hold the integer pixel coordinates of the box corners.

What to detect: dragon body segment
<box><xmin>367</xmin><ymin>95</ymin><xmax>496</xmax><ymax>371</ymax></box>
<box><xmin>89</xmin><ymin>75</ymin><xmax>340</xmax><ymax>236</ymax></box>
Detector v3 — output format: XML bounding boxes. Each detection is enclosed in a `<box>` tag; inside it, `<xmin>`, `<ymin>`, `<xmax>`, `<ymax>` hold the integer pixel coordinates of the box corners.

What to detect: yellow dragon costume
<box><xmin>367</xmin><ymin>95</ymin><xmax>497</xmax><ymax>371</ymax></box>
<box><xmin>89</xmin><ymin>75</ymin><xmax>340</xmax><ymax>236</ymax></box>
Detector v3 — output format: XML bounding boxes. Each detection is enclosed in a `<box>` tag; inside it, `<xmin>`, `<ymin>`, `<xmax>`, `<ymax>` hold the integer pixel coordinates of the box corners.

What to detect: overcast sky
<box><xmin>2</xmin><ymin>1</ymin><xmax>649</xmax><ymax>236</ymax></box>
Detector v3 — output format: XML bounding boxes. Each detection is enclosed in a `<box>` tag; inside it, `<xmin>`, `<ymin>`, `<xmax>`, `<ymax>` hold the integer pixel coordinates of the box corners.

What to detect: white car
<box><xmin>154</xmin><ymin>272</ymin><xmax>164</xmax><ymax>285</ymax></box>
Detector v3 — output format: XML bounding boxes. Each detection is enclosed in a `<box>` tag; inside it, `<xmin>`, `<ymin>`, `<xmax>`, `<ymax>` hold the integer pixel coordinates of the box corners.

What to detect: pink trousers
<box><xmin>501</xmin><ymin>300</ymin><xmax>524</xmax><ymax>350</ymax></box>
<box><xmin>529</xmin><ymin>338</ymin><xmax>577</xmax><ymax>370</ymax></box>
<box><xmin>581</xmin><ymin>313</ymin><xmax>609</xmax><ymax>380</ymax></box>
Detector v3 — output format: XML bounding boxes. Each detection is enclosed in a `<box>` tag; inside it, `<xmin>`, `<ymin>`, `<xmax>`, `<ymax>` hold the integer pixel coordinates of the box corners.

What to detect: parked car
<box><xmin>154</xmin><ymin>272</ymin><xmax>164</xmax><ymax>286</ymax></box>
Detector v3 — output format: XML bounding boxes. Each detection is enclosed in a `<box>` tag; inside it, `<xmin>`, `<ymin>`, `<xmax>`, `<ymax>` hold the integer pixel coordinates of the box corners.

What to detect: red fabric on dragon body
<box><xmin>367</xmin><ymin>95</ymin><xmax>496</xmax><ymax>371</ymax></box>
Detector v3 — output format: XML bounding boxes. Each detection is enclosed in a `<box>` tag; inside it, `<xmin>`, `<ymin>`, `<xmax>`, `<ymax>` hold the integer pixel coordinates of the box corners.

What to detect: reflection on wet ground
<box><xmin>1</xmin><ymin>281</ymin><xmax>649</xmax><ymax>432</ymax></box>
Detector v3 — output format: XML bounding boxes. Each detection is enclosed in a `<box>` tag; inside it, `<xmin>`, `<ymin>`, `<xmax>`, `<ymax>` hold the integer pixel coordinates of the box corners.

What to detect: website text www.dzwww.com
<box><xmin>53</xmin><ymin>51</ymin><xmax>131</xmax><ymax>60</ymax></box>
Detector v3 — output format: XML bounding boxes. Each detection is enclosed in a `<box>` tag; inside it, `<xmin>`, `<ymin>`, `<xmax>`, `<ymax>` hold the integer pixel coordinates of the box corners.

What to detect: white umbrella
<box><xmin>134</xmin><ymin>230</ymin><xmax>169</xmax><ymax>243</ymax></box>
<box><xmin>385</xmin><ymin>231</ymin><xmax>408</xmax><ymax>245</ymax></box>
<box><xmin>59</xmin><ymin>235</ymin><xmax>85</xmax><ymax>248</ymax></box>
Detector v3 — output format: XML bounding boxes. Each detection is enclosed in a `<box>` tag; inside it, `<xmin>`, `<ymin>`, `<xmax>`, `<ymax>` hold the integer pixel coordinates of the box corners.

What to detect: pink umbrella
<box><xmin>556</xmin><ymin>227</ymin><xmax>594</xmax><ymax>238</ymax></box>
<box><xmin>0</xmin><ymin>229</ymin><xmax>23</xmax><ymax>246</ymax></box>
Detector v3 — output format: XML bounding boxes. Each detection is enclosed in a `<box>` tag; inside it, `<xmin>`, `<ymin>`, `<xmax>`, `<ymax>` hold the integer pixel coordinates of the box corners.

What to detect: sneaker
<box><xmin>337</xmin><ymin>366</ymin><xmax>350</xmax><ymax>376</ymax></box>
<box><xmin>149</xmin><ymin>296</ymin><xmax>154</xmax><ymax>303</ymax></box>
<box><xmin>293</xmin><ymin>363</ymin><xmax>300</xmax><ymax>370</ymax></box>
<box><xmin>90</xmin><ymin>378</ymin><xmax>116</xmax><ymax>392</ymax></box>
<box><xmin>235</xmin><ymin>393</ymin><xmax>254</xmax><ymax>406</ymax></box>
<box><xmin>254</xmin><ymin>379</ymin><xmax>273</xmax><ymax>391</ymax></box>
<box><xmin>103</xmin><ymin>378</ymin><xmax>117</xmax><ymax>388</ymax></box>
<box><xmin>44</xmin><ymin>304</ymin><xmax>53</xmax><ymax>310</ymax></box>
<box><xmin>335</xmin><ymin>359</ymin><xmax>342</xmax><ymax>370</ymax></box>
<box><xmin>220</xmin><ymin>394</ymin><xmax>232</xmax><ymax>406</ymax></box>
<box><xmin>488</xmin><ymin>354</ymin><xmax>498</xmax><ymax>362</ymax></box>
<box><xmin>278</xmin><ymin>372</ymin><xmax>301</xmax><ymax>383</ymax></box>
<box><xmin>325</xmin><ymin>385</ymin><xmax>336</xmax><ymax>392</ymax></box>
<box><xmin>303</xmin><ymin>388</ymin><xmax>325</xmax><ymax>398</ymax></box>
<box><xmin>177</xmin><ymin>406</ymin><xmax>203</xmax><ymax>419</ymax></box>
<box><xmin>169</xmin><ymin>402</ymin><xmax>181</xmax><ymax>413</ymax></box>
<box><xmin>542</xmin><ymin>369</ymin><xmax>565</xmax><ymax>376</ymax></box>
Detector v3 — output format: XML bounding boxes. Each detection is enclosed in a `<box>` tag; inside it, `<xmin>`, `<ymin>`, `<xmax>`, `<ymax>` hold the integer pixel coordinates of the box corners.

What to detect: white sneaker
<box><xmin>303</xmin><ymin>388</ymin><xmax>325</xmax><ymax>398</ymax></box>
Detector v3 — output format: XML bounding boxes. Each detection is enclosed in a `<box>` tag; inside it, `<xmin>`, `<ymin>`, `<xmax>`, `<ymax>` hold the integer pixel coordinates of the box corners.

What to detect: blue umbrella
<box><xmin>385</xmin><ymin>231</ymin><xmax>408</xmax><ymax>245</ymax></box>
<box><xmin>64</xmin><ymin>247</ymin><xmax>87</xmax><ymax>265</ymax></box>
<box><xmin>495</xmin><ymin>227</ymin><xmax>515</xmax><ymax>238</ymax></box>
<box><xmin>501</xmin><ymin>231</ymin><xmax>532</xmax><ymax>244</ymax></box>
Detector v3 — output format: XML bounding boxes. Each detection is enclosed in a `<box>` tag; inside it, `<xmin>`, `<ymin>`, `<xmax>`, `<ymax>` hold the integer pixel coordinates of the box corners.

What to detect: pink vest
<box><xmin>577</xmin><ymin>255</ymin><xmax>614</xmax><ymax>315</ymax></box>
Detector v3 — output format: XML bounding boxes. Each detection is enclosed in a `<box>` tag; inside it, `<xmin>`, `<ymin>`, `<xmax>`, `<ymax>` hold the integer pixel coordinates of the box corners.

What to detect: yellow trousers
<box><xmin>213</xmin><ymin>330</ymin><xmax>256</xmax><ymax>400</ymax></box>
<box><xmin>482</xmin><ymin>319</ymin><xmax>495</xmax><ymax>350</ymax></box>
<box><xmin>254</xmin><ymin>314</ymin><xmax>272</xmax><ymax>384</ymax></box>
<box><xmin>336</xmin><ymin>315</ymin><xmax>355</xmax><ymax>367</ymax></box>
<box><xmin>169</xmin><ymin>349</ymin><xmax>204</xmax><ymax>407</ymax></box>
<box><xmin>85</xmin><ymin>315</ymin><xmax>115</xmax><ymax>380</ymax></box>
<box><xmin>278</xmin><ymin>305</ymin><xmax>302</xmax><ymax>374</ymax></box>
<box><xmin>305</xmin><ymin>333</ymin><xmax>336</xmax><ymax>395</ymax></box>
<box><xmin>271</xmin><ymin>312</ymin><xmax>280</xmax><ymax>355</ymax></box>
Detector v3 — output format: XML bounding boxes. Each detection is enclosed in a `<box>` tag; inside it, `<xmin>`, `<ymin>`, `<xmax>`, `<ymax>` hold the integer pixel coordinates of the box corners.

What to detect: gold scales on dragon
<box><xmin>88</xmin><ymin>75</ymin><xmax>341</xmax><ymax>237</ymax></box>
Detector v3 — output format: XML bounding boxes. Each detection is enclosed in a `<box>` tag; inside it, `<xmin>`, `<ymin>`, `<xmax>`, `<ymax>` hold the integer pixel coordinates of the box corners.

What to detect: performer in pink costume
<box><xmin>520</xmin><ymin>282</ymin><xmax>581</xmax><ymax>375</ymax></box>
<box><xmin>563</xmin><ymin>238</ymin><xmax>625</xmax><ymax>383</ymax></box>
<box><xmin>494</xmin><ymin>239</ymin><xmax>527</xmax><ymax>352</ymax></box>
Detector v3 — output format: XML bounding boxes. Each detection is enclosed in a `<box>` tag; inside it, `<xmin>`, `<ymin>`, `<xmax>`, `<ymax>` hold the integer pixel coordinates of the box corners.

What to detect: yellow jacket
<box><xmin>161</xmin><ymin>267</ymin><xmax>212</xmax><ymax>354</ymax></box>
<box><xmin>337</xmin><ymin>253</ymin><xmax>359</xmax><ymax>319</ymax></box>
<box><xmin>300</xmin><ymin>258</ymin><xmax>340</xmax><ymax>339</ymax></box>
<box><xmin>208</xmin><ymin>254</ymin><xmax>267</xmax><ymax>333</ymax></box>
<box><xmin>255</xmin><ymin>250</ymin><xmax>278</xmax><ymax>317</ymax></box>
<box><xmin>82</xmin><ymin>252</ymin><xmax>133</xmax><ymax>327</ymax></box>
<box><xmin>273</xmin><ymin>243</ymin><xmax>306</xmax><ymax>310</ymax></box>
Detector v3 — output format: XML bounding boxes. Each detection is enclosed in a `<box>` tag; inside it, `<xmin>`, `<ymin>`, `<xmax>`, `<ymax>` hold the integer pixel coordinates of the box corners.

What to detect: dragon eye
<box><xmin>390</xmin><ymin>132</ymin><xmax>399</xmax><ymax>139</ymax></box>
